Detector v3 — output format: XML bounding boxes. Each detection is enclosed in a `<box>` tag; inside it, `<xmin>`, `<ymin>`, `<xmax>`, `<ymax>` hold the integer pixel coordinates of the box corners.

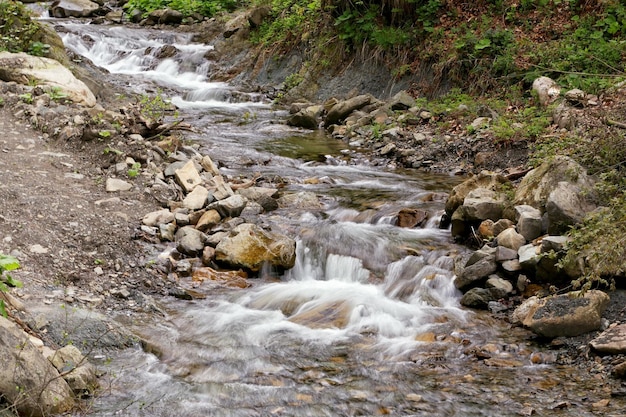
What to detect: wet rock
<box><xmin>396</xmin><ymin>208</ymin><xmax>428</xmax><ymax>228</ymax></box>
<box><xmin>47</xmin><ymin>345</ymin><xmax>97</xmax><ymax>396</ymax></box>
<box><xmin>277</xmin><ymin>191</ymin><xmax>322</xmax><ymax>210</ymax></box>
<box><xmin>182</xmin><ymin>185</ymin><xmax>209</xmax><ymax>210</ymax></box>
<box><xmin>590</xmin><ymin>324</ymin><xmax>626</xmax><ymax>354</ymax></box>
<box><xmin>175</xmin><ymin>160</ymin><xmax>202</xmax><ymax>193</ymax></box>
<box><xmin>142</xmin><ymin>208</ymin><xmax>175</xmax><ymax>227</ymax></box>
<box><xmin>0</xmin><ymin>52</ymin><xmax>96</xmax><ymax>106</ymax></box>
<box><xmin>532</xmin><ymin>76</ymin><xmax>560</xmax><ymax>106</ymax></box>
<box><xmin>496</xmin><ymin>228</ymin><xmax>526</xmax><ymax>251</ymax></box>
<box><xmin>175</xmin><ymin>225</ymin><xmax>206</xmax><ymax>256</ymax></box>
<box><xmin>287</xmin><ymin>105</ymin><xmax>322</xmax><ymax>130</ymax></box>
<box><xmin>513</xmin><ymin>290</ymin><xmax>610</xmax><ymax>338</ymax></box>
<box><xmin>0</xmin><ymin>316</ymin><xmax>74</xmax><ymax>417</ymax></box>
<box><xmin>210</xmin><ymin>194</ymin><xmax>247</xmax><ymax>218</ymax></box>
<box><xmin>325</xmin><ymin>95</ymin><xmax>371</xmax><ymax>125</ymax></box>
<box><xmin>454</xmin><ymin>246</ymin><xmax>497</xmax><ymax>291</ymax></box>
<box><xmin>105</xmin><ymin>177</ymin><xmax>132</xmax><ymax>192</ymax></box>
<box><xmin>192</xmin><ymin>267</ymin><xmax>250</xmax><ymax>288</ymax></box>
<box><xmin>215</xmin><ymin>223</ymin><xmax>296</xmax><ymax>272</ymax></box>
<box><xmin>288</xmin><ymin>300</ymin><xmax>351</xmax><ymax>328</ymax></box>
<box><xmin>460</xmin><ymin>287</ymin><xmax>505</xmax><ymax>309</ymax></box>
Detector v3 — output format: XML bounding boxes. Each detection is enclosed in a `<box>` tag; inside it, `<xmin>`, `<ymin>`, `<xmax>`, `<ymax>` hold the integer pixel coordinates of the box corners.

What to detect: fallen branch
<box><xmin>605</xmin><ymin>118</ymin><xmax>626</xmax><ymax>129</ymax></box>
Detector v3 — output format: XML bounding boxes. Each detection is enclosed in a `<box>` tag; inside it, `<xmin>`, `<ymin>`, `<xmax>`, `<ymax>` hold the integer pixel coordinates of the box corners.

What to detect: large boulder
<box><xmin>215</xmin><ymin>223</ymin><xmax>296</xmax><ymax>271</ymax></box>
<box><xmin>512</xmin><ymin>290</ymin><xmax>609</xmax><ymax>338</ymax></box>
<box><xmin>47</xmin><ymin>345</ymin><xmax>97</xmax><ymax>396</ymax></box>
<box><xmin>0</xmin><ymin>316</ymin><xmax>75</xmax><ymax>416</ymax></box>
<box><xmin>513</xmin><ymin>156</ymin><xmax>595</xmax><ymax>212</ymax></box>
<box><xmin>546</xmin><ymin>181</ymin><xmax>597</xmax><ymax>234</ymax></box>
<box><xmin>49</xmin><ymin>0</ymin><xmax>101</xmax><ymax>18</ymax></box>
<box><xmin>287</xmin><ymin>105</ymin><xmax>322</xmax><ymax>130</ymax></box>
<box><xmin>325</xmin><ymin>95</ymin><xmax>372</xmax><ymax>125</ymax></box>
<box><xmin>532</xmin><ymin>76</ymin><xmax>560</xmax><ymax>106</ymax></box>
<box><xmin>0</xmin><ymin>52</ymin><xmax>96</xmax><ymax>107</ymax></box>
<box><xmin>454</xmin><ymin>246</ymin><xmax>497</xmax><ymax>291</ymax></box>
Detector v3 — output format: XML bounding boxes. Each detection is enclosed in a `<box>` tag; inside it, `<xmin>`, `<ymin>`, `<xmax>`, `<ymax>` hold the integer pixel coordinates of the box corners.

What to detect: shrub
<box><xmin>0</xmin><ymin>254</ymin><xmax>22</xmax><ymax>318</ymax></box>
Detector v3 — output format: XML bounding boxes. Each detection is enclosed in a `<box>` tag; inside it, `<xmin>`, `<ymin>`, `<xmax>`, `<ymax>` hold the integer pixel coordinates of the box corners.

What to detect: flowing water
<box><xmin>51</xmin><ymin>20</ymin><xmax>626</xmax><ymax>416</ymax></box>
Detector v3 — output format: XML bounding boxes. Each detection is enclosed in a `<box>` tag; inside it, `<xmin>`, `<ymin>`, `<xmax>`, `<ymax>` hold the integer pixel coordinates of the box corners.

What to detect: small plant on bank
<box><xmin>47</xmin><ymin>86</ymin><xmax>68</xmax><ymax>102</ymax></box>
<box><xmin>18</xmin><ymin>93</ymin><xmax>33</xmax><ymax>104</ymax></box>
<box><xmin>127</xmin><ymin>162</ymin><xmax>142</xmax><ymax>178</ymax></box>
<box><xmin>0</xmin><ymin>253</ymin><xmax>22</xmax><ymax>318</ymax></box>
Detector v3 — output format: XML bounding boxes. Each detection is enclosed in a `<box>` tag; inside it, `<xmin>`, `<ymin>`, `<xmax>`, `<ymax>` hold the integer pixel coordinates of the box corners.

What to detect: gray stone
<box><xmin>208</xmin><ymin>175</ymin><xmax>234</xmax><ymax>200</ymax></box>
<box><xmin>175</xmin><ymin>226</ymin><xmax>206</xmax><ymax>256</ymax></box>
<box><xmin>147</xmin><ymin>8</ymin><xmax>184</xmax><ymax>24</ymax></box>
<box><xmin>515</xmin><ymin>205</ymin><xmax>543</xmax><ymax>241</ymax></box>
<box><xmin>496</xmin><ymin>228</ymin><xmax>526</xmax><ymax>251</ymax></box>
<box><xmin>287</xmin><ymin>105</ymin><xmax>322</xmax><ymax>130</ymax></box>
<box><xmin>49</xmin><ymin>0</ymin><xmax>100</xmax><ymax>17</ymax></box>
<box><xmin>495</xmin><ymin>246</ymin><xmax>518</xmax><ymax>262</ymax></box>
<box><xmin>210</xmin><ymin>194</ymin><xmax>247</xmax><ymax>218</ymax></box>
<box><xmin>277</xmin><ymin>191</ymin><xmax>322</xmax><ymax>209</ymax></box>
<box><xmin>0</xmin><ymin>316</ymin><xmax>75</xmax><ymax>416</ymax></box>
<box><xmin>540</xmin><ymin>235</ymin><xmax>570</xmax><ymax>253</ymax></box>
<box><xmin>501</xmin><ymin>259</ymin><xmax>522</xmax><ymax>273</ymax></box>
<box><xmin>546</xmin><ymin>181</ymin><xmax>597</xmax><ymax>234</ymax></box>
<box><xmin>518</xmin><ymin>244</ymin><xmax>540</xmax><ymax>270</ymax></box>
<box><xmin>159</xmin><ymin>222</ymin><xmax>176</xmax><ymax>242</ymax></box>
<box><xmin>460</xmin><ymin>287</ymin><xmax>505</xmax><ymax>310</ymax></box>
<box><xmin>461</xmin><ymin>188</ymin><xmax>504</xmax><ymax>221</ymax></box>
<box><xmin>493</xmin><ymin>219</ymin><xmax>515</xmax><ymax>237</ymax></box>
<box><xmin>182</xmin><ymin>185</ymin><xmax>209</xmax><ymax>210</ymax></box>
<box><xmin>164</xmin><ymin>160</ymin><xmax>187</xmax><ymax>177</ymax></box>
<box><xmin>514</xmin><ymin>290</ymin><xmax>609</xmax><ymax>338</ymax></box>
<box><xmin>175</xmin><ymin>160</ymin><xmax>202</xmax><ymax>193</ymax></box>
<box><xmin>200</xmin><ymin>155</ymin><xmax>220</xmax><ymax>176</ymax></box>
<box><xmin>445</xmin><ymin>171</ymin><xmax>510</xmax><ymax>218</ymax></box>
<box><xmin>389</xmin><ymin>90</ymin><xmax>415</xmax><ymax>111</ymax></box>
<box><xmin>215</xmin><ymin>223</ymin><xmax>296</xmax><ymax>272</ymax></box>
<box><xmin>532</xmin><ymin>76</ymin><xmax>560</xmax><ymax>106</ymax></box>
<box><xmin>105</xmin><ymin>178</ymin><xmax>132</xmax><ymax>192</ymax></box>
<box><xmin>142</xmin><ymin>209</ymin><xmax>175</xmax><ymax>227</ymax></box>
<box><xmin>455</xmin><ymin>254</ymin><xmax>497</xmax><ymax>291</ymax></box>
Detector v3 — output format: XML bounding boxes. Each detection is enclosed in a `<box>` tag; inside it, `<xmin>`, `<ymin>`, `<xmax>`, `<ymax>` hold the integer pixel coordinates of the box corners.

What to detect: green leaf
<box><xmin>0</xmin><ymin>300</ymin><xmax>7</xmax><ymax>318</ymax></box>
<box><xmin>5</xmin><ymin>274</ymin><xmax>22</xmax><ymax>288</ymax></box>
<box><xmin>475</xmin><ymin>38</ymin><xmax>492</xmax><ymax>50</ymax></box>
<box><xmin>0</xmin><ymin>254</ymin><xmax>19</xmax><ymax>272</ymax></box>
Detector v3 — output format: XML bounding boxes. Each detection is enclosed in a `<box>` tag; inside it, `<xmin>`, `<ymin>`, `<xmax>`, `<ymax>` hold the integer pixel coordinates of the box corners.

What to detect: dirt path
<box><xmin>0</xmin><ymin>106</ymin><xmax>163</xmax><ymax>312</ymax></box>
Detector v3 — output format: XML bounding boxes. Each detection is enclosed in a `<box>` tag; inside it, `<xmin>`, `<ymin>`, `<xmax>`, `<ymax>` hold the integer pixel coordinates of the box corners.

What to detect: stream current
<box><xmin>53</xmin><ymin>21</ymin><xmax>625</xmax><ymax>417</ymax></box>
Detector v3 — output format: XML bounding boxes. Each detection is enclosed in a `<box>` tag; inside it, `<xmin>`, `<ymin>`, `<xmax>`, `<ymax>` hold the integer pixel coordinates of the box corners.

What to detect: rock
<box><xmin>0</xmin><ymin>52</ymin><xmax>96</xmax><ymax>107</ymax></box>
<box><xmin>389</xmin><ymin>90</ymin><xmax>415</xmax><ymax>111</ymax></box>
<box><xmin>379</xmin><ymin>142</ymin><xmax>396</xmax><ymax>155</ymax></box>
<box><xmin>514</xmin><ymin>205</ymin><xmax>543</xmax><ymax>241</ymax></box>
<box><xmin>553</xmin><ymin>101</ymin><xmax>576</xmax><ymax>130</ymax></box>
<box><xmin>493</xmin><ymin>219</ymin><xmax>515</xmax><ymax>237</ymax></box>
<box><xmin>590</xmin><ymin>324</ymin><xmax>626</xmax><ymax>354</ymax></box>
<box><xmin>195</xmin><ymin>209</ymin><xmax>221</xmax><ymax>231</ymax></box>
<box><xmin>182</xmin><ymin>185</ymin><xmax>209</xmax><ymax>210</ymax></box>
<box><xmin>460</xmin><ymin>287</ymin><xmax>505</xmax><ymax>309</ymax></box>
<box><xmin>147</xmin><ymin>8</ymin><xmax>183</xmax><ymax>25</ymax></box>
<box><xmin>163</xmin><ymin>160</ymin><xmax>187</xmax><ymax>177</ymax></box>
<box><xmin>532</xmin><ymin>76</ymin><xmax>561</xmax><ymax>106</ymax></box>
<box><xmin>486</xmin><ymin>275</ymin><xmax>514</xmax><ymax>295</ymax></box>
<box><xmin>215</xmin><ymin>223</ymin><xmax>296</xmax><ymax>272</ymax></box>
<box><xmin>454</xmin><ymin>247</ymin><xmax>497</xmax><ymax>291</ymax></box>
<box><xmin>0</xmin><ymin>316</ymin><xmax>75</xmax><ymax>416</ymax></box>
<box><xmin>495</xmin><ymin>246</ymin><xmax>518</xmax><ymax>262</ymax></box>
<box><xmin>105</xmin><ymin>178</ymin><xmax>132</xmax><ymax>192</ymax></box>
<box><xmin>207</xmin><ymin>175</ymin><xmax>235</xmax><ymax>200</ymax></box>
<box><xmin>277</xmin><ymin>191</ymin><xmax>322</xmax><ymax>209</ymax></box>
<box><xmin>288</xmin><ymin>300</ymin><xmax>351</xmax><ymax>328</ymax></box>
<box><xmin>325</xmin><ymin>95</ymin><xmax>372</xmax><ymax>125</ymax></box>
<box><xmin>445</xmin><ymin>171</ymin><xmax>510</xmax><ymax>218</ymax></box>
<box><xmin>470</xmin><ymin>116</ymin><xmax>491</xmax><ymax>131</ymax></box>
<box><xmin>513</xmin><ymin>156</ymin><xmax>595</xmax><ymax>212</ymax></box>
<box><xmin>496</xmin><ymin>228</ymin><xmax>526</xmax><ymax>251</ymax></box>
<box><xmin>142</xmin><ymin>209</ymin><xmax>175</xmax><ymax>227</ymax></box>
<box><xmin>49</xmin><ymin>0</ymin><xmax>101</xmax><ymax>17</ymax></box>
<box><xmin>396</xmin><ymin>208</ymin><xmax>428</xmax><ymax>228</ymax></box>
<box><xmin>518</xmin><ymin>243</ymin><xmax>540</xmax><ymax>270</ymax></box>
<box><xmin>192</xmin><ymin>267</ymin><xmax>250</xmax><ymax>288</ymax></box>
<box><xmin>210</xmin><ymin>194</ymin><xmax>247</xmax><ymax>218</ymax></box>
<box><xmin>159</xmin><ymin>222</ymin><xmax>176</xmax><ymax>241</ymax></box>
<box><xmin>287</xmin><ymin>105</ymin><xmax>322</xmax><ymax>130</ymax></box>
<box><xmin>200</xmin><ymin>155</ymin><xmax>220</xmax><ymax>176</ymax></box>
<box><xmin>175</xmin><ymin>160</ymin><xmax>202</xmax><ymax>193</ymax></box>
<box><xmin>546</xmin><ymin>181</ymin><xmax>597</xmax><ymax>234</ymax></box>
<box><xmin>513</xmin><ymin>290</ymin><xmax>610</xmax><ymax>338</ymax></box>
<box><xmin>223</xmin><ymin>13</ymin><xmax>248</xmax><ymax>37</ymax></box>
<box><xmin>47</xmin><ymin>345</ymin><xmax>97</xmax><ymax>396</ymax></box>
<box><xmin>564</xmin><ymin>88</ymin><xmax>586</xmax><ymax>106</ymax></box>
<box><xmin>462</xmin><ymin>188</ymin><xmax>505</xmax><ymax>221</ymax></box>
<box><xmin>477</xmin><ymin>219</ymin><xmax>495</xmax><ymax>239</ymax></box>
<box><xmin>540</xmin><ymin>235</ymin><xmax>570</xmax><ymax>253</ymax></box>
<box><xmin>175</xmin><ymin>226</ymin><xmax>206</xmax><ymax>256</ymax></box>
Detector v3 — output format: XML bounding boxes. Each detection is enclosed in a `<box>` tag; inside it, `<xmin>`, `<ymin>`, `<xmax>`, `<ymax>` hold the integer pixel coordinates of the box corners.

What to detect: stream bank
<box><xmin>2</xmin><ymin>9</ymin><xmax>626</xmax><ymax>417</ymax></box>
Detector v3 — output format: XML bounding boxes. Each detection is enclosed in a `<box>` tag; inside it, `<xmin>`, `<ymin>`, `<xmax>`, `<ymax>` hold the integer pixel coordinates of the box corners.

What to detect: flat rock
<box><xmin>105</xmin><ymin>178</ymin><xmax>132</xmax><ymax>192</ymax></box>
<box><xmin>590</xmin><ymin>324</ymin><xmax>626</xmax><ymax>354</ymax></box>
<box><xmin>175</xmin><ymin>160</ymin><xmax>202</xmax><ymax>193</ymax></box>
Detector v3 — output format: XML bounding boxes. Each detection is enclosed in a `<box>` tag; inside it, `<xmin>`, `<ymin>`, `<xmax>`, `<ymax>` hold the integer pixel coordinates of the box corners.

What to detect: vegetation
<box><xmin>0</xmin><ymin>1</ymin><xmax>49</xmax><ymax>56</ymax></box>
<box><xmin>124</xmin><ymin>0</ymin><xmax>241</xmax><ymax>17</ymax></box>
<box><xmin>0</xmin><ymin>253</ymin><xmax>21</xmax><ymax>318</ymax></box>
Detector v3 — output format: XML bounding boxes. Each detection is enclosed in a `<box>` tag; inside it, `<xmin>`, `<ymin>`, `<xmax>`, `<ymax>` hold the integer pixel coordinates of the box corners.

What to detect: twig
<box><xmin>605</xmin><ymin>118</ymin><xmax>626</xmax><ymax>129</ymax></box>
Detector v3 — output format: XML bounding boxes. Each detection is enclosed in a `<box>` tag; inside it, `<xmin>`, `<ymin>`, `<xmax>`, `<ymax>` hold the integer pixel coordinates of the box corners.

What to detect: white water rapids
<box><xmin>49</xmin><ymin>20</ymin><xmax>626</xmax><ymax>417</ymax></box>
